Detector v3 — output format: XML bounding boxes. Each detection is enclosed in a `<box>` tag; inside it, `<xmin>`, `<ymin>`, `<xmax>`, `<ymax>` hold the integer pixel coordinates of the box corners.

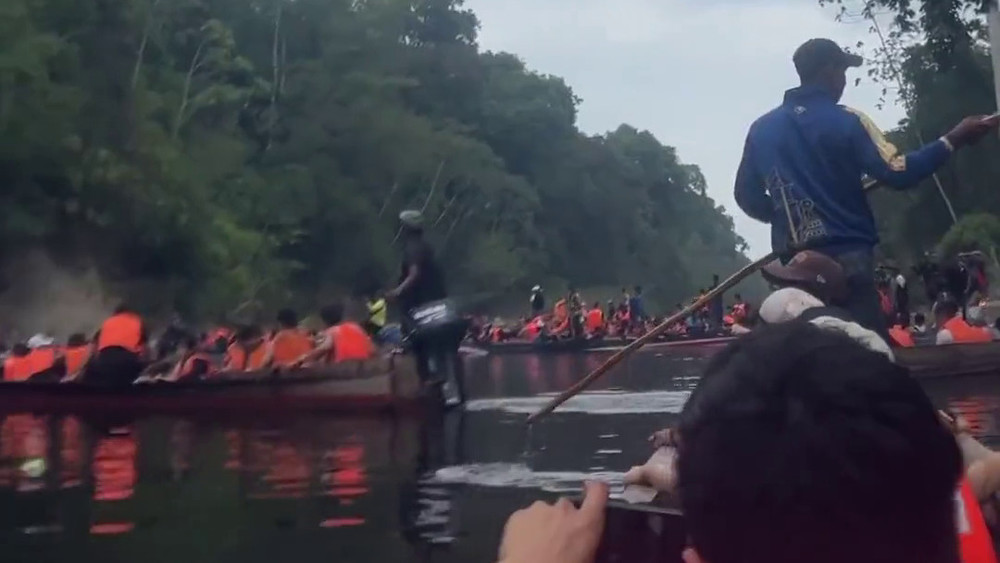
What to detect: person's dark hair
<box><xmin>113</xmin><ymin>303</ymin><xmax>131</xmax><ymax>314</ymax></box>
<box><xmin>894</xmin><ymin>311</ymin><xmax>909</xmax><ymax>328</ymax></box>
<box><xmin>734</xmin><ymin>293</ymin><xmax>742</xmax><ymax>301</ymax></box>
<box><xmin>276</xmin><ymin>308</ymin><xmax>298</xmax><ymax>328</ymax></box>
<box><xmin>914</xmin><ymin>312</ymin><xmax>926</xmax><ymax>326</ymax></box>
<box><xmin>935</xmin><ymin>299</ymin><xmax>960</xmax><ymax>319</ymax></box>
<box><xmin>12</xmin><ymin>343</ymin><xmax>29</xmax><ymax>356</ymax></box>
<box><xmin>678</xmin><ymin>323</ymin><xmax>961</xmax><ymax>563</ymax></box>
<box><xmin>320</xmin><ymin>304</ymin><xmax>345</xmax><ymax>326</ymax></box>
<box><xmin>634</xmin><ymin>285</ymin><xmax>642</xmax><ymax>294</ymax></box>
<box><xmin>67</xmin><ymin>333</ymin><xmax>88</xmax><ymax>347</ymax></box>
<box><xmin>236</xmin><ymin>325</ymin><xmax>262</xmax><ymax>342</ymax></box>
<box><xmin>181</xmin><ymin>333</ymin><xmax>199</xmax><ymax>350</ymax></box>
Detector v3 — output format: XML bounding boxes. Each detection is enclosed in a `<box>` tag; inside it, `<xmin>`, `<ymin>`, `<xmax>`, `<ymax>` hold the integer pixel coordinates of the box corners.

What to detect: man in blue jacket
<box><xmin>735</xmin><ymin>38</ymin><xmax>998</xmax><ymax>339</ymax></box>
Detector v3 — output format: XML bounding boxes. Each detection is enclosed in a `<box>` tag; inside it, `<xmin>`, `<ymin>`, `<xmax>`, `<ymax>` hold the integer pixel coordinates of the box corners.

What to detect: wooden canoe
<box><xmin>472</xmin><ymin>331</ymin><xmax>734</xmax><ymax>355</ymax></box>
<box><xmin>896</xmin><ymin>341</ymin><xmax>1000</xmax><ymax>379</ymax></box>
<box><xmin>0</xmin><ymin>355</ymin><xmax>424</xmax><ymax>414</ymax></box>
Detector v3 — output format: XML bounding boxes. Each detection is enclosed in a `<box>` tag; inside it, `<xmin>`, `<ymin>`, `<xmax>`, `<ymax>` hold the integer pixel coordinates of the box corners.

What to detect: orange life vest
<box><xmin>490</xmin><ymin>326</ymin><xmax>504</xmax><ymax>343</ymax></box>
<box><xmin>944</xmin><ymin>317</ymin><xmax>993</xmax><ymax>344</ymax></box>
<box><xmin>179</xmin><ymin>352</ymin><xmax>213</xmax><ymax>379</ymax></box>
<box><xmin>26</xmin><ymin>347</ymin><xmax>57</xmax><ymax>377</ymax></box>
<box><xmin>957</xmin><ymin>478</ymin><xmax>998</xmax><ymax>563</ymax></box>
<box><xmin>225</xmin><ymin>343</ymin><xmax>268</xmax><ymax>371</ymax></box>
<box><xmin>97</xmin><ymin>313</ymin><xmax>144</xmax><ymax>354</ymax></box>
<box><xmin>64</xmin><ymin>345</ymin><xmax>90</xmax><ymax>376</ymax></box>
<box><xmin>270</xmin><ymin>329</ymin><xmax>314</xmax><ymax>367</ymax></box>
<box><xmin>326</xmin><ymin>322</ymin><xmax>375</xmax><ymax>363</ymax></box>
<box><xmin>2</xmin><ymin>355</ymin><xmax>32</xmax><ymax>382</ymax></box>
<box><xmin>525</xmin><ymin>319</ymin><xmax>541</xmax><ymax>340</ymax></box>
<box><xmin>585</xmin><ymin>308</ymin><xmax>604</xmax><ymax>332</ymax></box>
<box><xmin>888</xmin><ymin>325</ymin><xmax>915</xmax><ymax>348</ymax></box>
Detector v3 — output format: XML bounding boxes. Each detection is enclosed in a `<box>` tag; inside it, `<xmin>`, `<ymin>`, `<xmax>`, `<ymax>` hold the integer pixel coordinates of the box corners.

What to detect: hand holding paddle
<box><xmin>946</xmin><ymin>114</ymin><xmax>1000</xmax><ymax>149</ymax></box>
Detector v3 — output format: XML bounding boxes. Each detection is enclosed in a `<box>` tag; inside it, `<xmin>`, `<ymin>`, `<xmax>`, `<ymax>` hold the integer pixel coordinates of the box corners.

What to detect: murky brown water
<box><xmin>1</xmin><ymin>349</ymin><xmax>998</xmax><ymax>563</ymax></box>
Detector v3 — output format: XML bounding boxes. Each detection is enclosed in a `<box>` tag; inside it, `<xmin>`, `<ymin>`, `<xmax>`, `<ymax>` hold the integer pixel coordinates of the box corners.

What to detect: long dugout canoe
<box><xmin>0</xmin><ymin>355</ymin><xmax>424</xmax><ymax>414</ymax></box>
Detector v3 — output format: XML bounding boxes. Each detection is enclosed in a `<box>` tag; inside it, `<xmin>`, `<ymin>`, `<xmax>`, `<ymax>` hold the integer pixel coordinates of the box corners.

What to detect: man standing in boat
<box><xmin>735</xmin><ymin>38</ymin><xmax>999</xmax><ymax>339</ymax></box>
<box><xmin>387</xmin><ymin>210</ymin><xmax>451</xmax><ymax>389</ymax></box>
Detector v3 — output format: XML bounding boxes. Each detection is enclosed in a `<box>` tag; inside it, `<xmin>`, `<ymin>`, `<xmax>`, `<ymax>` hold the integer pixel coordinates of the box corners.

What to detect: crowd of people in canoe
<box><xmin>0</xmin><ymin>302</ymin><xmax>383</xmax><ymax>385</ymax></box>
<box><xmin>468</xmin><ymin>282</ymin><xmax>752</xmax><ymax>345</ymax></box>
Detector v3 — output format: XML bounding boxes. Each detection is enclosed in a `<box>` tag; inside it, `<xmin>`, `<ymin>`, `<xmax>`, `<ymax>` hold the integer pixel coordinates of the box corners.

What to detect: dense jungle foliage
<box><xmin>0</xmin><ymin>0</ymin><xmax>753</xmax><ymax>320</ymax></box>
<box><xmin>822</xmin><ymin>0</ymin><xmax>1000</xmax><ymax>271</ymax></box>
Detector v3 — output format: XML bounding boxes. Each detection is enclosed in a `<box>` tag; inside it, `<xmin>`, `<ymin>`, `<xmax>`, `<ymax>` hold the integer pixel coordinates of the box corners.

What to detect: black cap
<box><xmin>793</xmin><ymin>38</ymin><xmax>863</xmax><ymax>80</ymax></box>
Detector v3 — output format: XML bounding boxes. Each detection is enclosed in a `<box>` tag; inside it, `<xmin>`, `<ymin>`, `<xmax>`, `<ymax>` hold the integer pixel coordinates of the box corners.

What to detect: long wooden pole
<box><xmin>526</xmin><ymin>178</ymin><xmax>884</xmax><ymax>424</ymax></box>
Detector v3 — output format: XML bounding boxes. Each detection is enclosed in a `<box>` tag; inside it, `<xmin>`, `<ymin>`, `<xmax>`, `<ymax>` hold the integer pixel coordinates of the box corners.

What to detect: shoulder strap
<box><xmin>798</xmin><ymin>305</ymin><xmax>855</xmax><ymax>324</ymax></box>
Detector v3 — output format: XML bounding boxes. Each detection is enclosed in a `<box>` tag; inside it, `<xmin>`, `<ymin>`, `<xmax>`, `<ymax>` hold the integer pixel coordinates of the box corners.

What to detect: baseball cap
<box><xmin>761</xmin><ymin>250</ymin><xmax>848</xmax><ymax>304</ymax></box>
<box><xmin>398</xmin><ymin>210</ymin><xmax>424</xmax><ymax>228</ymax></box>
<box><xmin>793</xmin><ymin>38</ymin><xmax>863</xmax><ymax>80</ymax></box>
<box><xmin>27</xmin><ymin>334</ymin><xmax>55</xmax><ymax>349</ymax></box>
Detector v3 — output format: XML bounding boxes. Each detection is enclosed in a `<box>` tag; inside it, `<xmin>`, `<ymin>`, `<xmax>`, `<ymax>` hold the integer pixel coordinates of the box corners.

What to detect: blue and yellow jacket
<box><xmin>734</xmin><ymin>85</ymin><xmax>952</xmax><ymax>254</ymax></box>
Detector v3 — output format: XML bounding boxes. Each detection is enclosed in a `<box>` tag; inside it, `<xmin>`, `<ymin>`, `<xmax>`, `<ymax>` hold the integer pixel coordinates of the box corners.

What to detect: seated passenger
<box><xmin>296</xmin><ymin>304</ymin><xmax>375</xmax><ymax>366</ymax></box>
<box><xmin>223</xmin><ymin>325</ymin><xmax>269</xmax><ymax>372</ymax></box>
<box><xmin>584</xmin><ymin>303</ymin><xmax>605</xmax><ymax>337</ymax></box>
<box><xmin>61</xmin><ymin>333</ymin><xmax>91</xmax><ymax>382</ymax></box>
<box><xmin>85</xmin><ymin>303</ymin><xmax>149</xmax><ymax>385</ymax></box>
<box><xmin>888</xmin><ymin>312</ymin><xmax>915</xmax><ymax>348</ymax></box>
<box><xmin>153</xmin><ymin>335</ymin><xmax>213</xmax><ymax>382</ymax></box>
<box><xmin>268</xmin><ymin>309</ymin><xmax>314</xmax><ymax>368</ymax></box>
<box><xmin>2</xmin><ymin>343</ymin><xmax>32</xmax><ymax>382</ymax></box>
<box><xmin>25</xmin><ymin>334</ymin><xmax>66</xmax><ymax>382</ymax></box>
<box><xmin>498</xmin><ymin>323</ymin><xmax>986</xmax><ymax>563</ymax></box>
<box><xmin>935</xmin><ymin>297</ymin><xmax>992</xmax><ymax>345</ymax></box>
<box><xmin>758</xmin><ymin>250</ymin><xmax>893</xmax><ymax>358</ymax></box>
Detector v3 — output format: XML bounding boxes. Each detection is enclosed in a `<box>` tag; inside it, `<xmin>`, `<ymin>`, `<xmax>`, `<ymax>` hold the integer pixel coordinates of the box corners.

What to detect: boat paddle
<box><xmin>526</xmin><ymin>177</ymin><xmax>885</xmax><ymax>424</ymax></box>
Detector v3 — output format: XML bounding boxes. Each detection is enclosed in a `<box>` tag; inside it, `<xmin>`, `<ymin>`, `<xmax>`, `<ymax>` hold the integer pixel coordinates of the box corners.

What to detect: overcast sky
<box><xmin>464</xmin><ymin>0</ymin><xmax>905</xmax><ymax>257</ymax></box>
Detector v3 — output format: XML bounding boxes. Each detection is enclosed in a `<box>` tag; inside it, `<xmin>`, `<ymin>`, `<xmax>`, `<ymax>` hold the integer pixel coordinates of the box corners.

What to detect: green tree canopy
<box><xmin>0</xmin><ymin>0</ymin><xmax>755</xmax><ymax>321</ymax></box>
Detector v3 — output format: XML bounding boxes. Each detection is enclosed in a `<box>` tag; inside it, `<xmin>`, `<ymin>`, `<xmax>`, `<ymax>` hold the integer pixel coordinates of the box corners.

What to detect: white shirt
<box><xmin>937</xmin><ymin>329</ymin><xmax>955</xmax><ymax>345</ymax></box>
<box><xmin>758</xmin><ymin>288</ymin><xmax>894</xmax><ymax>361</ymax></box>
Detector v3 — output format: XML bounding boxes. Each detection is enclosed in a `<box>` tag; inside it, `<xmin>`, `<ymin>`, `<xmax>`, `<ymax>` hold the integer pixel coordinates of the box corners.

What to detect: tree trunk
<box><xmin>265</xmin><ymin>2</ymin><xmax>283</xmax><ymax>152</ymax></box>
<box><xmin>172</xmin><ymin>40</ymin><xmax>206</xmax><ymax>140</ymax></box>
<box><xmin>131</xmin><ymin>0</ymin><xmax>161</xmax><ymax>90</ymax></box>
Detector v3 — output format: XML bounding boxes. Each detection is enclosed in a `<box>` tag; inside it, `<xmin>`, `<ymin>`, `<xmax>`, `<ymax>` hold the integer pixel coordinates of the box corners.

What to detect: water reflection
<box><xmin>0</xmin><ymin>353</ymin><xmax>997</xmax><ymax>563</ymax></box>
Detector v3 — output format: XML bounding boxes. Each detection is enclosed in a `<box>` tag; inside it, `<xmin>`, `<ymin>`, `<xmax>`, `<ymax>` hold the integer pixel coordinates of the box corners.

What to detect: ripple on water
<box><xmin>464</xmin><ymin>390</ymin><xmax>690</xmax><ymax>415</ymax></box>
<box><xmin>423</xmin><ymin>462</ymin><xmax>626</xmax><ymax>494</ymax></box>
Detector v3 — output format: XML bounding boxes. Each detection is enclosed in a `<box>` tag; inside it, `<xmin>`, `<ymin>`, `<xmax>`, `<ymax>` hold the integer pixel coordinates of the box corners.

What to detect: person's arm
<box><xmin>734</xmin><ymin>133</ymin><xmax>773</xmax><ymax>223</ymax></box>
<box><xmin>296</xmin><ymin>332</ymin><xmax>334</xmax><ymax>366</ymax></box>
<box><xmin>390</xmin><ymin>264</ymin><xmax>420</xmax><ymax>298</ymax></box>
<box><xmin>845</xmin><ymin>108</ymin><xmax>951</xmax><ymax>189</ymax></box>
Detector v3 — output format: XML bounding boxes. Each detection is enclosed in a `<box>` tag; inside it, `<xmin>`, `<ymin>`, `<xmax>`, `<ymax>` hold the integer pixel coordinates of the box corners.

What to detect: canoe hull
<box><xmin>474</xmin><ymin>333</ymin><xmax>735</xmax><ymax>355</ymax></box>
<box><xmin>0</xmin><ymin>355</ymin><xmax>424</xmax><ymax>414</ymax></box>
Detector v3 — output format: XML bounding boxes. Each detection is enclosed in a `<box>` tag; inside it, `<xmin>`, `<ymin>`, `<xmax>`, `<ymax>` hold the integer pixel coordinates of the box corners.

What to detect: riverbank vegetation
<box><xmin>0</xmin><ymin>0</ymin><xmax>753</xmax><ymax>321</ymax></box>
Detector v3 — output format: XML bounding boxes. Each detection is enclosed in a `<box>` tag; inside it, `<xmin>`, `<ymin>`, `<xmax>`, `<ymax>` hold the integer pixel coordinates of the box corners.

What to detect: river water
<box><xmin>2</xmin><ymin>348</ymin><xmax>999</xmax><ymax>563</ymax></box>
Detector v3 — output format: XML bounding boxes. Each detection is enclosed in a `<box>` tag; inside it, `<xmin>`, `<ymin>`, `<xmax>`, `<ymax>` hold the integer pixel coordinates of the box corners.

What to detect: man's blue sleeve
<box><xmin>734</xmin><ymin>134</ymin><xmax>773</xmax><ymax>223</ymax></box>
<box><xmin>845</xmin><ymin>108</ymin><xmax>951</xmax><ymax>190</ymax></box>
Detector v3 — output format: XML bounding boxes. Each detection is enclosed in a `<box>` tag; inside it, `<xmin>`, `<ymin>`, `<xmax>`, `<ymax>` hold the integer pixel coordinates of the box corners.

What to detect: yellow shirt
<box><xmin>367</xmin><ymin>298</ymin><xmax>387</xmax><ymax>328</ymax></box>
